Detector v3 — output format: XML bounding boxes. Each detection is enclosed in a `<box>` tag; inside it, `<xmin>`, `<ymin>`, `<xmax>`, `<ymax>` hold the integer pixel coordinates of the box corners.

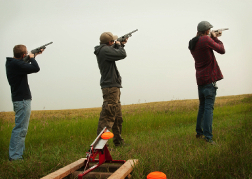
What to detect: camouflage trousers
<box><xmin>97</xmin><ymin>87</ymin><xmax>124</xmax><ymax>146</ymax></box>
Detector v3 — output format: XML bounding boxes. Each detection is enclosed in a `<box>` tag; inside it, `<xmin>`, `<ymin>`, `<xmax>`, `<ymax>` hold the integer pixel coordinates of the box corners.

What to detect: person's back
<box><xmin>6</xmin><ymin>44</ymin><xmax>43</xmax><ymax>161</ymax></box>
<box><xmin>94</xmin><ymin>42</ymin><xmax>126</xmax><ymax>88</ymax></box>
<box><xmin>6</xmin><ymin>57</ymin><xmax>40</xmax><ymax>101</ymax></box>
<box><xmin>189</xmin><ymin>30</ymin><xmax>225</xmax><ymax>86</ymax></box>
<box><xmin>188</xmin><ymin>21</ymin><xmax>226</xmax><ymax>145</ymax></box>
<box><xmin>94</xmin><ymin>32</ymin><xmax>128</xmax><ymax>147</ymax></box>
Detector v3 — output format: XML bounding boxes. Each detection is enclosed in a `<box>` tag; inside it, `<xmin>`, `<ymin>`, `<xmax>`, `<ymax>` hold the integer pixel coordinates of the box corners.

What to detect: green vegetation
<box><xmin>0</xmin><ymin>94</ymin><xmax>251</xmax><ymax>179</ymax></box>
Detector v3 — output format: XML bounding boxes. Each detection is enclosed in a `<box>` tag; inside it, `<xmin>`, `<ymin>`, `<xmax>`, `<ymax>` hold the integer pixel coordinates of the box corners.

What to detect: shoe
<box><xmin>114</xmin><ymin>143</ymin><xmax>123</xmax><ymax>147</ymax></box>
<box><xmin>114</xmin><ymin>141</ymin><xmax>130</xmax><ymax>147</ymax></box>
<box><xmin>9</xmin><ymin>158</ymin><xmax>23</xmax><ymax>162</ymax></box>
<box><xmin>196</xmin><ymin>134</ymin><xmax>203</xmax><ymax>139</ymax></box>
<box><xmin>204</xmin><ymin>138</ymin><xmax>216</xmax><ymax>145</ymax></box>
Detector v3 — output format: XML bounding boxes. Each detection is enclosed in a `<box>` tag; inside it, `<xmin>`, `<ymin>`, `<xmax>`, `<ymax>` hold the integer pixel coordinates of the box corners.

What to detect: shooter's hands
<box><xmin>215</xmin><ymin>30</ymin><xmax>222</xmax><ymax>37</ymax></box>
<box><xmin>28</xmin><ymin>49</ymin><xmax>44</xmax><ymax>58</ymax></box>
<box><xmin>115</xmin><ymin>38</ymin><xmax>128</xmax><ymax>46</ymax></box>
<box><xmin>210</xmin><ymin>31</ymin><xmax>217</xmax><ymax>38</ymax></box>
<box><xmin>211</xmin><ymin>30</ymin><xmax>223</xmax><ymax>38</ymax></box>
<box><xmin>34</xmin><ymin>49</ymin><xmax>44</xmax><ymax>57</ymax></box>
<box><xmin>28</xmin><ymin>53</ymin><xmax>35</xmax><ymax>58</ymax></box>
<box><xmin>115</xmin><ymin>41</ymin><xmax>121</xmax><ymax>45</ymax></box>
<box><xmin>121</xmin><ymin>38</ymin><xmax>128</xmax><ymax>45</ymax></box>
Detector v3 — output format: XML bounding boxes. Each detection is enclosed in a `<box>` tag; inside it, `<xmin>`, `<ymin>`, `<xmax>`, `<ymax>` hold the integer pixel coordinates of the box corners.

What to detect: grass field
<box><xmin>0</xmin><ymin>94</ymin><xmax>251</xmax><ymax>179</ymax></box>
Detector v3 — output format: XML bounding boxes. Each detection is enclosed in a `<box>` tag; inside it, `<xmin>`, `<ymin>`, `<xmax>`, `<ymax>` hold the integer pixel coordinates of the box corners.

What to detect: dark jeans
<box><xmin>196</xmin><ymin>83</ymin><xmax>217</xmax><ymax>140</ymax></box>
<box><xmin>97</xmin><ymin>87</ymin><xmax>124</xmax><ymax>146</ymax></box>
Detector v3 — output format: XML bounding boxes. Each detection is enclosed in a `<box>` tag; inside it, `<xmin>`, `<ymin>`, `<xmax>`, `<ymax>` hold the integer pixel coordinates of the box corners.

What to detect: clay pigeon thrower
<box><xmin>78</xmin><ymin>127</ymin><xmax>125</xmax><ymax>179</ymax></box>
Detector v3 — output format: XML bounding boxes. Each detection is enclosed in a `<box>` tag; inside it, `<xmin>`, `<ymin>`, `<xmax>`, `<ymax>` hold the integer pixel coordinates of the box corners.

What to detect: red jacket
<box><xmin>189</xmin><ymin>36</ymin><xmax>225</xmax><ymax>86</ymax></box>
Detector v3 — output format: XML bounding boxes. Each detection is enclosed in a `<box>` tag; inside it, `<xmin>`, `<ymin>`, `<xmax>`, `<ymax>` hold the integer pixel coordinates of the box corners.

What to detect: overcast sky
<box><xmin>0</xmin><ymin>0</ymin><xmax>251</xmax><ymax>112</ymax></box>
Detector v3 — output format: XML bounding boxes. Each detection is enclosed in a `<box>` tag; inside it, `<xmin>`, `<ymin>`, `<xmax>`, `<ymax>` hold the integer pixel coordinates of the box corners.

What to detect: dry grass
<box><xmin>1</xmin><ymin>94</ymin><xmax>250</xmax><ymax>122</ymax></box>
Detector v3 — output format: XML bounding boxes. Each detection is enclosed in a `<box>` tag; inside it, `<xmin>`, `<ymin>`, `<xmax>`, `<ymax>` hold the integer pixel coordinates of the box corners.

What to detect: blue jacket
<box><xmin>6</xmin><ymin>57</ymin><xmax>40</xmax><ymax>101</ymax></box>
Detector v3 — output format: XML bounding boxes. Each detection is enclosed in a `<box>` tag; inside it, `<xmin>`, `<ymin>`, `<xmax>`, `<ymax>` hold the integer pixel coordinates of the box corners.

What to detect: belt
<box><xmin>212</xmin><ymin>82</ymin><xmax>218</xmax><ymax>89</ymax></box>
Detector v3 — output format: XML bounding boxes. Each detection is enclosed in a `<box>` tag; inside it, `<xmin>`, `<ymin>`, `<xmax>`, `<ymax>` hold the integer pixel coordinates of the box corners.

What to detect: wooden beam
<box><xmin>41</xmin><ymin>158</ymin><xmax>86</xmax><ymax>179</ymax></box>
<box><xmin>108</xmin><ymin>159</ymin><xmax>139</xmax><ymax>179</ymax></box>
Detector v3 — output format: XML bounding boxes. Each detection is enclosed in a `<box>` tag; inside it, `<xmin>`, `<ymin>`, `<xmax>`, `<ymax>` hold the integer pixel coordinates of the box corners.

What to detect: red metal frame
<box><xmin>78</xmin><ymin>145</ymin><xmax>125</xmax><ymax>179</ymax></box>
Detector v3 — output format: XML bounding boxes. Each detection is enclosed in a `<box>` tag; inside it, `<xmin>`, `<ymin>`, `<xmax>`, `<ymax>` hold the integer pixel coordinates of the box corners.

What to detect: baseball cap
<box><xmin>197</xmin><ymin>21</ymin><xmax>213</xmax><ymax>32</ymax></box>
<box><xmin>100</xmin><ymin>32</ymin><xmax>118</xmax><ymax>44</ymax></box>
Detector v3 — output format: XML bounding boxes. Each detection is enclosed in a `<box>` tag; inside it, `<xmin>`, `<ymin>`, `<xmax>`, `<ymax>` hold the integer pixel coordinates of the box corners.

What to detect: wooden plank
<box><xmin>41</xmin><ymin>158</ymin><xmax>86</xmax><ymax>179</ymax></box>
<box><xmin>108</xmin><ymin>159</ymin><xmax>139</xmax><ymax>179</ymax></box>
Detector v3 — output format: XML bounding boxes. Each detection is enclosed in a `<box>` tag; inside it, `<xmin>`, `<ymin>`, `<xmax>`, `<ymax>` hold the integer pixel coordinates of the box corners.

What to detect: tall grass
<box><xmin>0</xmin><ymin>94</ymin><xmax>251</xmax><ymax>179</ymax></box>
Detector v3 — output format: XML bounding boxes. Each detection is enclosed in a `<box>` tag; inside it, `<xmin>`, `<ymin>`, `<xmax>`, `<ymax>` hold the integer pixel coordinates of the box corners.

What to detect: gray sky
<box><xmin>1</xmin><ymin>0</ymin><xmax>251</xmax><ymax>112</ymax></box>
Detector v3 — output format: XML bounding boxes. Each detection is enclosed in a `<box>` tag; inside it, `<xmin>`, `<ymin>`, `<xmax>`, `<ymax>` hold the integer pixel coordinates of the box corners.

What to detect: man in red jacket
<box><xmin>189</xmin><ymin>21</ymin><xmax>225</xmax><ymax>144</ymax></box>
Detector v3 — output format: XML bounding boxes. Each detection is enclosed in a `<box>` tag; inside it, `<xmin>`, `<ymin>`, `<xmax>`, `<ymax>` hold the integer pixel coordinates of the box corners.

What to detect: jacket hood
<box><xmin>94</xmin><ymin>44</ymin><xmax>106</xmax><ymax>55</ymax></box>
<box><xmin>188</xmin><ymin>36</ymin><xmax>199</xmax><ymax>50</ymax></box>
<box><xmin>6</xmin><ymin>57</ymin><xmax>14</xmax><ymax>61</ymax></box>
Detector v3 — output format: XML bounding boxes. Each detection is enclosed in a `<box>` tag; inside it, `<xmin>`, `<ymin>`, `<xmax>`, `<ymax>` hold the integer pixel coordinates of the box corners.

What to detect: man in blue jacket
<box><xmin>6</xmin><ymin>44</ymin><xmax>43</xmax><ymax>161</ymax></box>
<box><xmin>94</xmin><ymin>32</ymin><xmax>127</xmax><ymax>147</ymax></box>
